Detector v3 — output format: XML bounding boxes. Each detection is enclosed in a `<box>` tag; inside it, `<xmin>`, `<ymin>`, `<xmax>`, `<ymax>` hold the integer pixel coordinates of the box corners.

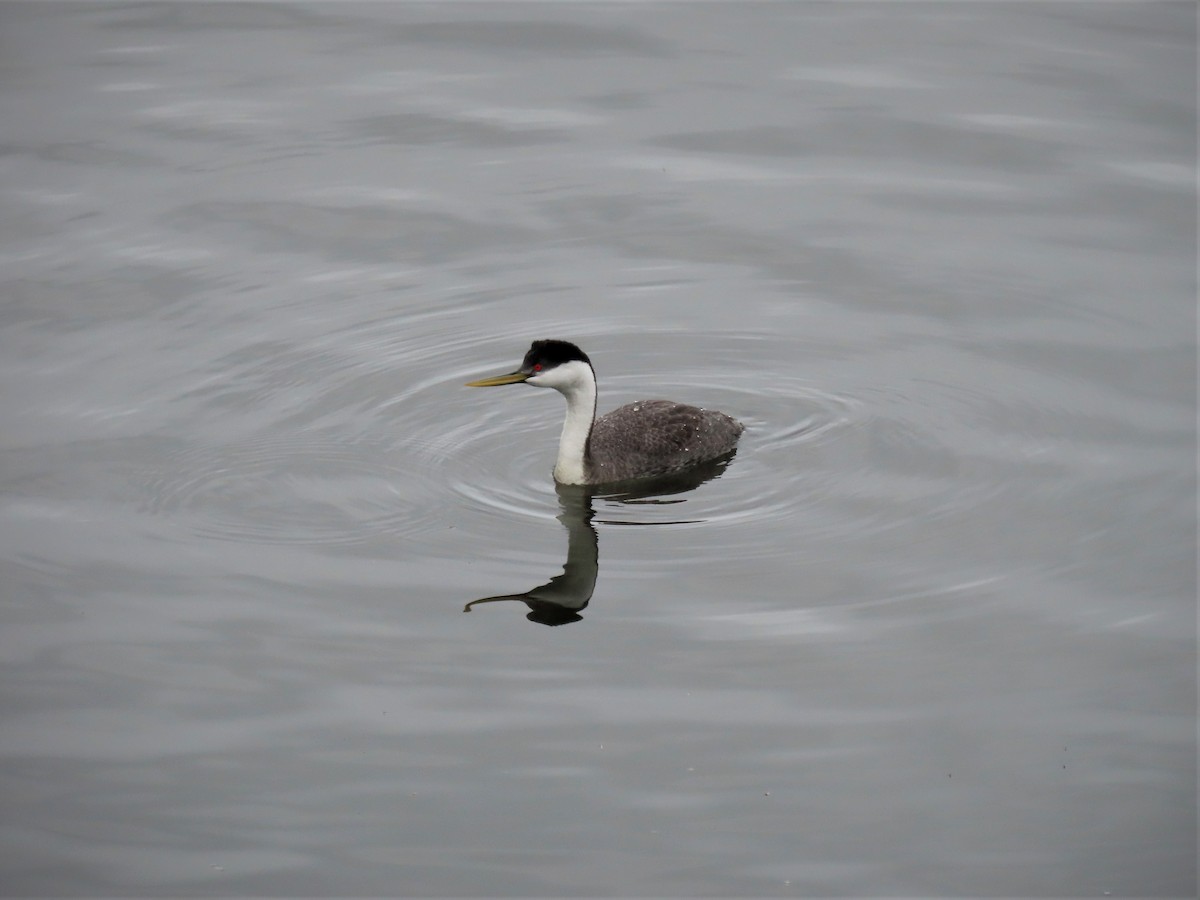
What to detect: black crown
<box><xmin>523</xmin><ymin>339</ymin><xmax>592</xmax><ymax>371</ymax></box>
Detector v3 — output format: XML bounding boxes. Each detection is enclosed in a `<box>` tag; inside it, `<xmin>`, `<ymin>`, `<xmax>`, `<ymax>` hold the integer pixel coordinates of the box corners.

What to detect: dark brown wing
<box><xmin>588</xmin><ymin>399</ymin><xmax>743</xmax><ymax>481</ymax></box>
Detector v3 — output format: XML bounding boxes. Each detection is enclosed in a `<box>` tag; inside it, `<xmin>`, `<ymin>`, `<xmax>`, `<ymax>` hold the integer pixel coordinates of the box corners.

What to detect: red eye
<box><xmin>533</xmin><ymin>363</ymin><xmax>542</xmax><ymax>372</ymax></box>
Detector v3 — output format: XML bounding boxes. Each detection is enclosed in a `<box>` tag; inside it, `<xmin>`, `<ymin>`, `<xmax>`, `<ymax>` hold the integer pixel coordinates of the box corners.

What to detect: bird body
<box><xmin>587</xmin><ymin>399</ymin><xmax>742</xmax><ymax>482</ymax></box>
<box><xmin>466</xmin><ymin>340</ymin><xmax>743</xmax><ymax>485</ymax></box>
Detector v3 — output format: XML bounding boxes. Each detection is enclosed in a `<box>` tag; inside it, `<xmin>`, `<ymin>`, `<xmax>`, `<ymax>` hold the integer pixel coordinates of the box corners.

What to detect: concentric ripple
<box><xmin>442</xmin><ymin>331</ymin><xmax>863</xmax><ymax>546</ymax></box>
<box><xmin>137</xmin><ymin>316</ymin><xmax>998</xmax><ymax>561</ymax></box>
<box><xmin>138</xmin><ymin>296</ymin><xmax>591</xmax><ymax>550</ymax></box>
<box><xmin>143</xmin><ymin>435</ymin><xmax>434</xmax><ymax>546</ymax></box>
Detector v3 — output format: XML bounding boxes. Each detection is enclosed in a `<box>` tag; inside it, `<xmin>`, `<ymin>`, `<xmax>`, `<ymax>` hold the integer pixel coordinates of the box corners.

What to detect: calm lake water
<box><xmin>0</xmin><ymin>2</ymin><xmax>1195</xmax><ymax>896</ymax></box>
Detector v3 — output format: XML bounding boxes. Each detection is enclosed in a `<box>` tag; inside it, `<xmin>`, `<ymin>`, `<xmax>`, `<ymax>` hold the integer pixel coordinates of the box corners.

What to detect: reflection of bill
<box><xmin>464</xmin><ymin>457</ymin><xmax>735</xmax><ymax>626</ymax></box>
<box><xmin>464</xmin><ymin>484</ymin><xmax>597</xmax><ymax>626</ymax></box>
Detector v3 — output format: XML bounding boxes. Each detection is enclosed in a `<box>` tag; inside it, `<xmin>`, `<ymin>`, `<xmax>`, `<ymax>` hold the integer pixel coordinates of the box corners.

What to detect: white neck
<box><xmin>525</xmin><ymin>359</ymin><xmax>596</xmax><ymax>484</ymax></box>
<box><xmin>553</xmin><ymin>376</ymin><xmax>595</xmax><ymax>483</ymax></box>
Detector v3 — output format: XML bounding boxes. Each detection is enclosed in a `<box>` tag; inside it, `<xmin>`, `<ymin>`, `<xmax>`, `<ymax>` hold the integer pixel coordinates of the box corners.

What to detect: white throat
<box><xmin>526</xmin><ymin>359</ymin><xmax>596</xmax><ymax>484</ymax></box>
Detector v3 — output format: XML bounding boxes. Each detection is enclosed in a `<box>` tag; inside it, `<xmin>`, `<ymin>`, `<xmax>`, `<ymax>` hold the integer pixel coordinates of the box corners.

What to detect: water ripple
<box><xmin>143</xmin><ymin>436</ymin><xmax>433</xmax><ymax>546</ymax></box>
<box><xmin>134</xmin><ymin>318</ymin><xmax>1074</xmax><ymax>564</ymax></box>
<box><xmin>443</xmin><ymin>334</ymin><xmax>861</xmax><ymax>544</ymax></box>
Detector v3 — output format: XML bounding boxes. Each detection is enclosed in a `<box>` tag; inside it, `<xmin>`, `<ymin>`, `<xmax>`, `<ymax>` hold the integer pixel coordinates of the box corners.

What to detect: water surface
<box><xmin>0</xmin><ymin>2</ymin><xmax>1195</xmax><ymax>896</ymax></box>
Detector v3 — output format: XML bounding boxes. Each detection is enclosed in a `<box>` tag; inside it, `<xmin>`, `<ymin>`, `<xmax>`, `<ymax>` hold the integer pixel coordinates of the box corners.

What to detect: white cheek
<box><xmin>527</xmin><ymin>361</ymin><xmax>588</xmax><ymax>390</ymax></box>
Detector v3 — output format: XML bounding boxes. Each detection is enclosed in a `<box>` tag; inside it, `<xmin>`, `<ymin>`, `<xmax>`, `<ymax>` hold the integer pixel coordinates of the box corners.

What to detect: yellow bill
<box><xmin>465</xmin><ymin>370</ymin><xmax>529</xmax><ymax>387</ymax></box>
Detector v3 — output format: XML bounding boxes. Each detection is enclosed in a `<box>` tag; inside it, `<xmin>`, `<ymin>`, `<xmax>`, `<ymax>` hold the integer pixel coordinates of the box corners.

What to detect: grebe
<box><xmin>466</xmin><ymin>339</ymin><xmax>743</xmax><ymax>485</ymax></box>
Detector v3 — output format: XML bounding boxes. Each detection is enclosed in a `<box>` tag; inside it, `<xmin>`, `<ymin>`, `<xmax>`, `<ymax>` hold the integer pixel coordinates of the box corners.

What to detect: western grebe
<box><xmin>466</xmin><ymin>339</ymin><xmax>743</xmax><ymax>485</ymax></box>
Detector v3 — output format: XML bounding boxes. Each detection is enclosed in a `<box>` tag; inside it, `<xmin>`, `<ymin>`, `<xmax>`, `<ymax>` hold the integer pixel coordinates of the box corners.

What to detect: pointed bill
<box><xmin>465</xmin><ymin>370</ymin><xmax>529</xmax><ymax>387</ymax></box>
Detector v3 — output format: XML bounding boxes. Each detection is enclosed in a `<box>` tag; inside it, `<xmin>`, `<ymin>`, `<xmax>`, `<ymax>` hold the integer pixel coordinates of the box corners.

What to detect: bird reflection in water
<box><xmin>464</xmin><ymin>453</ymin><xmax>736</xmax><ymax>626</ymax></box>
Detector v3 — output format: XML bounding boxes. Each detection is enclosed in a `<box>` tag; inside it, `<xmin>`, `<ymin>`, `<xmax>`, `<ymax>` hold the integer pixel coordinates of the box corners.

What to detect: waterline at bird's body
<box><xmin>466</xmin><ymin>340</ymin><xmax>743</xmax><ymax>485</ymax></box>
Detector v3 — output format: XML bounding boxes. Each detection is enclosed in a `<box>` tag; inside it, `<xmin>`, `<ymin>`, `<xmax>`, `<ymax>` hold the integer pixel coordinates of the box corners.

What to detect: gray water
<box><xmin>0</xmin><ymin>2</ymin><xmax>1195</xmax><ymax>896</ymax></box>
